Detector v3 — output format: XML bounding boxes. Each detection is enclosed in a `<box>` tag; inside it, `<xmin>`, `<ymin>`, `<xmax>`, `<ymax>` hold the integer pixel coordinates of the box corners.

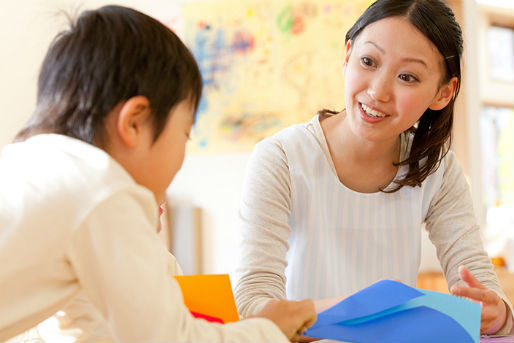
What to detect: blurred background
<box><xmin>0</xmin><ymin>0</ymin><xmax>513</xmax><ymax>290</ymax></box>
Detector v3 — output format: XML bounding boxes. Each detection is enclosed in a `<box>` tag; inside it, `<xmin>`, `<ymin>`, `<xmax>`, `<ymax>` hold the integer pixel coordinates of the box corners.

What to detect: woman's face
<box><xmin>343</xmin><ymin>16</ymin><xmax>456</xmax><ymax>144</ymax></box>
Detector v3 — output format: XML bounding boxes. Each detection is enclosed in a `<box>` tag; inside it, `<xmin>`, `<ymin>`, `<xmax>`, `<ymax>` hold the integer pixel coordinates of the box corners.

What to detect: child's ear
<box><xmin>429</xmin><ymin>77</ymin><xmax>458</xmax><ymax>111</ymax></box>
<box><xmin>342</xmin><ymin>40</ymin><xmax>352</xmax><ymax>74</ymax></box>
<box><xmin>117</xmin><ymin>96</ymin><xmax>152</xmax><ymax>148</ymax></box>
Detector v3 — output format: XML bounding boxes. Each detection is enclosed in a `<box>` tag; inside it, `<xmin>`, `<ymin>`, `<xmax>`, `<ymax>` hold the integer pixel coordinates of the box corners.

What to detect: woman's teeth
<box><xmin>361</xmin><ymin>103</ymin><xmax>387</xmax><ymax>118</ymax></box>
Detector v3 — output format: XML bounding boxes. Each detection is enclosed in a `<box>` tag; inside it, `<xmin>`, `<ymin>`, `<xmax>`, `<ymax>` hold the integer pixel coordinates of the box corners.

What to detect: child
<box><xmin>0</xmin><ymin>5</ymin><xmax>316</xmax><ymax>342</ymax></box>
<box><xmin>234</xmin><ymin>0</ymin><xmax>514</xmax><ymax>335</ymax></box>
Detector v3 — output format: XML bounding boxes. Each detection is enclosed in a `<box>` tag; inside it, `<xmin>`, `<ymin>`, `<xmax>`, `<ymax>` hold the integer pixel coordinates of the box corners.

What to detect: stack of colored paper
<box><xmin>305</xmin><ymin>280</ymin><xmax>481</xmax><ymax>343</ymax></box>
<box><xmin>174</xmin><ymin>274</ymin><xmax>239</xmax><ymax>324</ymax></box>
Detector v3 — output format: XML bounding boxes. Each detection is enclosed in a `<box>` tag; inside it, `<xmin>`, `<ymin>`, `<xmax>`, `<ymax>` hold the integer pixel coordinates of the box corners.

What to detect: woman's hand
<box><xmin>451</xmin><ymin>265</ymin><xmax>507</xmax><ymax>334</ymax></box>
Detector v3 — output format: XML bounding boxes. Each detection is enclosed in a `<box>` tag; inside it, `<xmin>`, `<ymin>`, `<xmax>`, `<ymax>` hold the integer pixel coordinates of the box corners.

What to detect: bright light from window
<box><xmin>482</xmin><ymin>106</ymin><xmax>514</xmax><ymax>269</ymax></box>
<box><xmin>487</xmin><ymin>26</ymin><xmax>514</xmax><ymax>82</ymax></box>
<box><xmin>476</xmin><ymin>0</ymin><xmax>514</xmax><ymax>9</ymax></box>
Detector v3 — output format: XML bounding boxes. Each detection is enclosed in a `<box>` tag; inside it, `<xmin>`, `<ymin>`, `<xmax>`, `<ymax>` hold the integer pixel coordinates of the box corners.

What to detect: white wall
<box><xmin>0</xmin><ymin>0</ymin><xmax>56</xmax><ymax>147</ymax></box>
<box><xmin>0</xmin><ymin>0</ymin><xmax>442</xmax><ymax>282</ymax></box>
<box><xmin>0</xmin><ymin>0</ymin><xmax>183</xmax><ymax>148</ymax></box>
<box><xmin>167</xmin><ymin>153</ymin><xmax>250</xmax><ymax>277</ymax></box>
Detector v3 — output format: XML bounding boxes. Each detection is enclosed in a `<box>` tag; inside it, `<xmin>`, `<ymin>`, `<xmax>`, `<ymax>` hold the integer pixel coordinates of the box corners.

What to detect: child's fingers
<box><xmin>255</xmin><ymin>298</ymin><xmax>317</xmax><ymax>340</ymax></box>
<box><xmin>291</xmin><ymin>299</ymin><xmax>317</xmax><ymax>342</ymax></box>
<box><xmin>291</xmin><ymin>335</ymin><xmax>318</xmax><ymax>343</ymax></box>
<box><xmin>298</xmin><ymin>299</ymin><xmax>317</xmax><ymax>329</ymax></box>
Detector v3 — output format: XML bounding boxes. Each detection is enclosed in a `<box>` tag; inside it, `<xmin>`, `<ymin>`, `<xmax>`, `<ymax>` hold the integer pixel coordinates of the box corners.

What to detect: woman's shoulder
<box><xmin>246</xmin><ymin>116</ymin><xmax>322</xmax><ymax>175</ymax></box>
<box><xmin>258</xmin><ymin>115</ymin><xmax>322</xmax><ymax>150</ymax></box>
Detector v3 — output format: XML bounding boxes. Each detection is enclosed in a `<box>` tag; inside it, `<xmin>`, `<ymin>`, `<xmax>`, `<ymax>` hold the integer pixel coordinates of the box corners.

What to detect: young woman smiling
<box><xmin>234</xmin><ymin>0</ymin><xmax>513</xmax><ymax>336</ymax></box>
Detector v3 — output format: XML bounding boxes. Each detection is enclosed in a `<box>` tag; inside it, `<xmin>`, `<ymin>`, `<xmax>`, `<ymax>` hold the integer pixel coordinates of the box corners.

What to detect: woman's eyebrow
<box><xmin>364</xmin><ymin>40</ymin><xmax>428</xmax><ymax>69</ymax></box>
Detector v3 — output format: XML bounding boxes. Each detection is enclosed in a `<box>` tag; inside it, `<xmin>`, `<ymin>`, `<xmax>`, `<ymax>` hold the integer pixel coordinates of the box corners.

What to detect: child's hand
<box><xmin>253</xmin><ymin>298</ymin><xmax>317</xmax><ymax>341</ymax></box>
<box><xmin>451</xmin><ymin>265</ymin><xmax>507</xmax><ymax>334</ymax></box>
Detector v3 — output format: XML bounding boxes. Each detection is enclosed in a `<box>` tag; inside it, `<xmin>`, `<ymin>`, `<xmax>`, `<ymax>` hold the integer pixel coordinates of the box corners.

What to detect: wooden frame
<box><xmin>165</xmin><ymin>203</ymin><xmax>203</xmax><ymax>275</ymax></box>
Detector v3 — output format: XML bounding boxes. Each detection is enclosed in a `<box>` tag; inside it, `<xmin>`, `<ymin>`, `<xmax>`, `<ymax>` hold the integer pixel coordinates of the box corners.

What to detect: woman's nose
<box><xmin>367</xmin><ymin>73</ymin><xmax>392</xmax><ymax>103</ymax></box>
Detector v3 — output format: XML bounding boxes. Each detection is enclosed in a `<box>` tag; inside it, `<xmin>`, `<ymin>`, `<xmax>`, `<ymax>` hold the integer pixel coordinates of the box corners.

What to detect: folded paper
<box><xmin>305</xmin><ymin>280</ymin><xmax>481</xmax><ymax>343</ymax></box>
<box><xmin>190</xmin><ymin>311</ymin><xmax>224</xmax><ymax>323</ymax></box>
<box><xmin>174</xmin><ymin>274</ymin><xmax>239</xmax><ymax>324</ymax></box>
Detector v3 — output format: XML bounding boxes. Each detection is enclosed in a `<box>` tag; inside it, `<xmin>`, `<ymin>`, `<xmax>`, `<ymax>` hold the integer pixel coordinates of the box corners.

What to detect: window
<box><xmin>471</xmin><ymin>1</ymin><xmax>514</xmax><ymax>261</ymax></box>
<box><xmin>487</xmin><ymin>25</ymin><xmax>514</xmax><ymax>82</ymax></box>
<box><xmin>481</xmin><ymin>106</ymin><xmax>514</xmax><ymax>236</ymax></box>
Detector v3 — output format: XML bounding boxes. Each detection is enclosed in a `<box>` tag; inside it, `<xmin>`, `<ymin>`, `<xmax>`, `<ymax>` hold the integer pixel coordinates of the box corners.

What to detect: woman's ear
<box><xmin>342</xmin><ymin>40</ymin><xmax>352</xmax><ymax>74</ymax></box>
<box><xmin>429</xmin><ymin>77</ymin><xmax>459</xmax><ymax>111</ymax></box>
<box><xmin>116</xmin><ymin>96</ymin><xmax>152</xmax><ymax>148</ymax></box>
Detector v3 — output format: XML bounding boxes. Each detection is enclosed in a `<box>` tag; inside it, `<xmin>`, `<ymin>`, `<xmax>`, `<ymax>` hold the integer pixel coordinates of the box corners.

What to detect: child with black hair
<box><xmin>0</xmin><ymin>5</ymin><xmax>315</xmax><ymax>342</ymax></box>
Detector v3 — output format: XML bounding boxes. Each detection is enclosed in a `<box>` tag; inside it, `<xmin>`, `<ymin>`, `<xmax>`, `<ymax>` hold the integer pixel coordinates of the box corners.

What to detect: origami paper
<box><xmin>190</xmin><ymin>311</ymin><xmax>224</xmax><ymax>323</ymax></box>
<box><xmin>174</xmin><ymin>274</ymin><xmax>239</xmax><ymax>323</ymax></box>
<box><xmin>305</xmin><ymin>280</ymin><xmax>481</xmax><ymax>343</ymax></box>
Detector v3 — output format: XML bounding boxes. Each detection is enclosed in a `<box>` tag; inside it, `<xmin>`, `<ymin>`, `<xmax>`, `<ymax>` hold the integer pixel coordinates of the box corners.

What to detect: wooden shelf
<box><xmin>416</xmin><ymin>271</ymin><xmax>449</xmax><ymax>294</ymax></box>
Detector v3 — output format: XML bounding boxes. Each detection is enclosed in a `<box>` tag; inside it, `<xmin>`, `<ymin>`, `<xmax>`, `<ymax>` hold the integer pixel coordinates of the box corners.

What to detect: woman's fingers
<box><xmin>458</xmin><ymin>265</ymin><xmax>485</xmax><ymax>289</ymax></box>
<box><xmin>451</xmin><ymin>284</ymin><xmax>497</xmax><ymax>304</ymax></box>
<box><xmin>451</xmin><ymin>265</ymin><xmax>507</xmax><ymax>334</ymax></box>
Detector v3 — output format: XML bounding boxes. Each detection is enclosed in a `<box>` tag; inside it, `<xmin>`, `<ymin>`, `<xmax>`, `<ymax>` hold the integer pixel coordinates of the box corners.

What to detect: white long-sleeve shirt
<box><xmin>0</xmin><ymin>134</ymin><xmax>287</xmax><ymax>343</ymax></box>
<box><xmin>234</xmin><ymin>114</ymin><xmax>513</xmax><ymax>334</ymax></box>
<box><xmin>8</xmin><ymin>253</ymin><xmax>183</xmax><ymax>343</ymax></box>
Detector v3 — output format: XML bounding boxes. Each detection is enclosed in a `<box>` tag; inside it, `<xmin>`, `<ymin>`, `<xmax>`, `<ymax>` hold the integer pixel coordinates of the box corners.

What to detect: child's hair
<box><xmin>15</xmin><ymin>5</ymin><xmax>202</xmax><ymax>147</ymax></box>
<box><xmin>319</xmin><ymin>0</ymin><xmax>463</xmax><ymax>192</ymax></box>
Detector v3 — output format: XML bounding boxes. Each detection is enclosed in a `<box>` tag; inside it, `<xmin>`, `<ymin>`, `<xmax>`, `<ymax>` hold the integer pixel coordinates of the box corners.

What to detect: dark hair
<box><xmin>15</xmin><ymin>5</ymin><xmax>202</xmax><ymax>147</ymax></box>
<box><xmin>319</xmin><ymin>0</ymin><xmax>463</xmax><ymax>192</ymax></box>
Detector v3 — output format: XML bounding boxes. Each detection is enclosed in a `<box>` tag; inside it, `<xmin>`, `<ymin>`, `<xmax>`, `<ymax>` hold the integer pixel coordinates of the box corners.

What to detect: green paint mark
<box><xmin>276</xmin><ymin>4</ymin><xmax>294</xmax><ymax>34</ymax></box>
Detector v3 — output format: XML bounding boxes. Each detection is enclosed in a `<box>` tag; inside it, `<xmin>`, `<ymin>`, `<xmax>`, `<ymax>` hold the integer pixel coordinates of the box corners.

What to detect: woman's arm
<box><xmin>425</xmin><ymin>151</ymin><xmax>513</xmax><ymax>334</ymax></box>
<box><xmin>234</xmin><ymin>137</ymin><xmax>293</xmax><ymax>318</ymax></box>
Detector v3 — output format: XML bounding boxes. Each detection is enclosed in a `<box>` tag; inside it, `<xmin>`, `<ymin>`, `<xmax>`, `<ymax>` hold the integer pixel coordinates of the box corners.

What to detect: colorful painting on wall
<box><xmin>182</xmin><ymin>0</ymin><xmax>373</xmax><ymax>152</ymax></box>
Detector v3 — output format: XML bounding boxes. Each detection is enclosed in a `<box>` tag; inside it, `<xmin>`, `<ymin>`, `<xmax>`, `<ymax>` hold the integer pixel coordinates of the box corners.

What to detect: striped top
<box><xmin>284</xmin><ymin>119</ymin><xmax>427</xmax><ymax>299</ymax></box>
<box><xmin>234</xmin><ymin>115</ymin><xmax>513</xmax><ymax>334</ymax></box>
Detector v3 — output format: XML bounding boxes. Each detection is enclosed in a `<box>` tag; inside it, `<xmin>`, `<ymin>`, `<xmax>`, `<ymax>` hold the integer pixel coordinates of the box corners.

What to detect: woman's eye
<box><xmin>399</xmin><ymin>74</ymin><xmax>419</xmax><ymax>83</ymax></box>
<box><xmin>361</xmin><ymin>56</ymin><xmax>375</xmax><ymax>67</ymax></box>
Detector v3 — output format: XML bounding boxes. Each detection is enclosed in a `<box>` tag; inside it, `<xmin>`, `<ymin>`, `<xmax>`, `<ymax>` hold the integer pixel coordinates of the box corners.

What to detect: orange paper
<box><xmin>174</xmin><ymin>274</ymin><xmax>239</xmax><ymax>323</ymax></box>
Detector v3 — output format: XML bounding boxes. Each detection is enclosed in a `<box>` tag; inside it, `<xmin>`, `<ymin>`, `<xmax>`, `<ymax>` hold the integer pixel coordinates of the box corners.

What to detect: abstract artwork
<box><xmin>182</xmin><ymin>0</ymin><xmax>373</xmax><ymax>152</ymax></box>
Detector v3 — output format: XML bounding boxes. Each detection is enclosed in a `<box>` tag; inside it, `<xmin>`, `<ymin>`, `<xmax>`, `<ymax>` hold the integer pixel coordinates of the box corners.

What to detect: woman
<box><xmin>234</xmin><ymin>0</ymin><xmax>513</xmax><ymax>335</ymax></box>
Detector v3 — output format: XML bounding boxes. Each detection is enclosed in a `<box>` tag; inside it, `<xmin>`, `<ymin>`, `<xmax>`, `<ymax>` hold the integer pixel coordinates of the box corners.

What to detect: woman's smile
<box><xmin>359</xmin><ymin>102</ymin><xmax>390</xmax><ymax>123</ymax></box>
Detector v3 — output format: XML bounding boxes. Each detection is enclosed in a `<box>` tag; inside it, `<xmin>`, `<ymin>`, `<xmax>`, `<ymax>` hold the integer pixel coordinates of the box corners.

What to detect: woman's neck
<box><xmin>326</xmin><ymin>112</ymin><xmax>400</xmax><ymax>164</ymax></box>
<box><xmin>320</xmin><ymin>112</ymin><xmax>401</xmax><ymax>193</ymax></box>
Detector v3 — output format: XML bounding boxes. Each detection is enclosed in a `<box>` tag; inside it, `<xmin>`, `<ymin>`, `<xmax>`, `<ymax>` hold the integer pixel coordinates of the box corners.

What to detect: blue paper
<box><xmin>305</xmin><ymin>280</ymin><xmax>481</xmax><ymax>343</ymax></box>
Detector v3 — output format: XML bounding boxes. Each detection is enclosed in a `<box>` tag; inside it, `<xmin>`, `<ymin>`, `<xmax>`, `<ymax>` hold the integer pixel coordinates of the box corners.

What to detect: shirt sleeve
<box><xmin>234</xmin><ymin>138</ymin><xmax>293</xmax><ymax>318</ymax></box>
<box><xmin>48</xmin><ymin>246</ymin><xmax>185</xmax><ymax>343</ymax></box>
<box><xmin>425</xmin><ymin>151</ymin><xmax>514</xmax><ymax>334</ymax></box>
<box><xmin>66</xmin><ymin>188</ymin><xmax>288</xmax><ymax>342</ymax></box>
